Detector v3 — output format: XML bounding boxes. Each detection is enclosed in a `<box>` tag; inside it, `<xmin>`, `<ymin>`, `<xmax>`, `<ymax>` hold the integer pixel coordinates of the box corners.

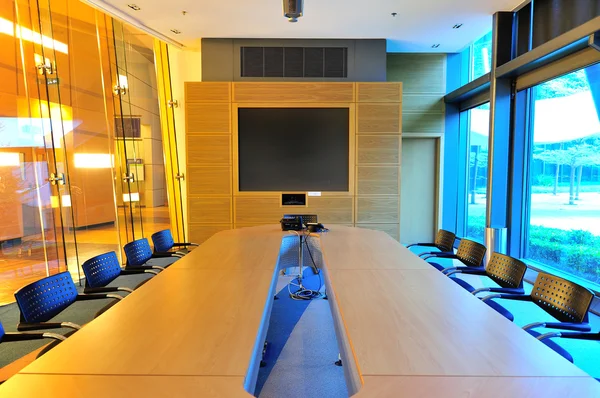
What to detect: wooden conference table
<box><xmin>1</xmin><ymin>225</ymin><xmax>599</xmax><ymax>397</ymax></box>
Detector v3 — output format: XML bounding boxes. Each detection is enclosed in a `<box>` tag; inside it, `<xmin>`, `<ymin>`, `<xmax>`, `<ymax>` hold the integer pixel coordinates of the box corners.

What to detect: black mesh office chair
<box><xmin>482</xmin><ymin>272</ymin><xmax>594</xmax><ymax>362</ymax></box>
<box><xmin>407</xmin><ymin>229</ymin><xmax>457</xmax><ymax>257</ymax></box>
<box><xmin>423</xmin><ymin>238</ymin><xmax>487</xmax><ymax>274</ymax></box>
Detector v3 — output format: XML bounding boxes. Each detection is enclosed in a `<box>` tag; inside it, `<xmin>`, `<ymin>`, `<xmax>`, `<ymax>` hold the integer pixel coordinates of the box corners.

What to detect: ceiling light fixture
<box><xmin>391</xmin><ymin>12</ymin><xmax>397</xmax><ymax>17</ymax></box>
<box><xmin>431</xmin><ymin>44</ymin><xmax>440</xmax><ymax>48</ymax></box>
<box><xmin>170</xmin><ymin>29</ymin><xmax>181</xmax><ymax>34</ymax></box>
<box><xmin>453</xmin><ymin>23</ymin><xmax>463</xmax><ymax>29</ymax></box>
<box><xmin>127</xmin><ymin>4</ymin><xmax>140</xmax><ymax>11</ymax></box>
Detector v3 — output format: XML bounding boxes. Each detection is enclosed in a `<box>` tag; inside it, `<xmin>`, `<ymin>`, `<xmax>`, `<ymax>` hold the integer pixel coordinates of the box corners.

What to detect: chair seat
<box><xmin>483</xmin><ymin>299</ymin><xmax>515</xmax><ymax>322</ymax></box>
<box><xmin>451</xmin><ymin>277</ymin><xmax>476</xmax><ymax>293</ymax></box>
<box><xmin>527</xmin><ymin>329</ymin><xmax>574</xmax><ymax>363</ymax></box>
<box><xmin>429</xmin><ymin>262</ymin><xmax>445</xmax><ymax>271</ymax></box>
<box><xmin>146</xmin><ymin>257</ymin><xmax>179</xmax><ymax>267</ymax></box>
<box><xmin>107</xmin><ymin>273</ymin><xmax>153</xmax><ymax>291</ymax></box>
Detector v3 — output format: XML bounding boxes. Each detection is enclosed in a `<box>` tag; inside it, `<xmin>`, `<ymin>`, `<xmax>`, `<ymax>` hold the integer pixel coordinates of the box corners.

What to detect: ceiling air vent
<box><xmin>240</xmin><ymin>47</ymin><xmax>348</xmax><ymax>78</ymax></box>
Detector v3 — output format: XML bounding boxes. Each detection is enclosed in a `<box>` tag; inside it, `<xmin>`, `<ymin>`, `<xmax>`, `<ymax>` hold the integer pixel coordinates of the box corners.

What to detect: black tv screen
<box><xmin>238</xmin><ymin>108</ymin><xmax>349</xmax><ymax>191</ymax></box>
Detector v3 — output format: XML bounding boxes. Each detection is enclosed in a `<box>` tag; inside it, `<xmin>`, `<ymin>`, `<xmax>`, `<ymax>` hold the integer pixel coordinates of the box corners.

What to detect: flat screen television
<box><xmin>238</xmin><ymin>108</ymin><xmax>349</xmax><ymax>191</ymax></box>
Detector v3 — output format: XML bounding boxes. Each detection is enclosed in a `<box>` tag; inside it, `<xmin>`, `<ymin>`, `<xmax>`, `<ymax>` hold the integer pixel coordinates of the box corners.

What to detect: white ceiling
<box><xmin>90</xmin><ymin>0</ymin><xmax>524</xmax><ymax>52</ymax></box>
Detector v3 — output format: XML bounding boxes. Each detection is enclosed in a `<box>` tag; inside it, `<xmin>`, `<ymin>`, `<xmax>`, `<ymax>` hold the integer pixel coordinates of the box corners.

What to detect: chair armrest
<box><xmin>470</xmin><ymin>286</ymin><xmax>525</xmax><ymax>296</ymax></box>
<box><xmin>481</xmin><ymin>293</ymin><xmax>533</xmax><ymax>302</ymax></box>
<box><xmin>84</xmin><ymin>286</ymin><xmax>134</xmax><ymax>294</ymax></box>
<box><xmin>422</xmin><ymin>253</ymin><xmax>458</xmax><ymax>261</ymax></box>
<box><xmin>543</xmin><ymin>322</ymin><xmax>592</xmax><ymax>332</ymax></box>
<box><xmin>120</xmin><ymin>268</ymin><xmax>159</xmax><ymax>276</ymax></box>
<box><xmin>173</xmin><ymin>242</ymin><xmax>199</xmax><ymax>247</ymax></box>
<box><xmin>407</xmin><ymin>243</ymin><xmax>436</xmax><ymax>249</ymax></box>
<box><xmin>151</xmin><ymin>252</ymin><xmax>183</xmax><ymax>259</ymax></box>
<box><xmin>126</xmin><ymin>265</ymin><xmax>164</xmax><ymax>272</ymax></box>
<box><xmin>552</xmin><ymin>331</ymin><xmax>600</xmax><ymax>341</ymax></box>
<box><xmin>76</xmin><ymin>293</ymin><xmax>123</xmax><ymax>302</ymax></box>
<box><xmin>2</xmin><ymin>332</ymin><xmax>67</xmax><ymax>342</ymax></box>
<box><xmin>453</xmin><ymin>268</ymin><xmax>487</xmax><ymax>276</ymax></box>
<box><xmin>17</xmin><ymin>322</ymin><xmax>81</xmax><ymax>332</ymax></box>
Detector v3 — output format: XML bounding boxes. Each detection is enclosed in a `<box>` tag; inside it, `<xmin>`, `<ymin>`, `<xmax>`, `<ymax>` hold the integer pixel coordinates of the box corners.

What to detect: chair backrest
<box><xmin>82</xmin><ymin>252</ymin><xmax>122</xmax><ymax>288</ymax></box>
<box><xmin>486</xmin><ymin>253</ymin><xmax>527</xmax><ymax>288</ymax></box>
<box><xmin>151</xmin><ymin>230</ymin><xmax>175</xmax><ymax>252</ymax></box>
<box><xmin>455</xmin><ymin>239</ymin><xmax>487</xmax><ymax>267</ymax></box>
<box><xmin>123</xmin><ymin>238</ymin><xmax>153</xmax><ymax>266</ymax></box>
<box><xmin>14</xmin><ymin>272</ymin><xmax>78</xmax><ymax>323</ymax></box>
<box><xmin>531</xmin><ymin>272</ymin><xmax>594</xmax><ymax>324</ymax></box>
<box><xmin>434</xmin><ymin>229</ymin><xmax>456</xmax><ymax>252</ymax></box>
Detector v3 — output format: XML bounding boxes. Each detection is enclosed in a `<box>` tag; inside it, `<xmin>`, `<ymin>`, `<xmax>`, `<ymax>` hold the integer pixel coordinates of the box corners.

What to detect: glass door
<box><xmin>109</xmin><ymin>21</ymin><xmax>172</xmax><ymax>249</ymax></box>
<box><xmin>154</xmin><ymin>41</ymin><xmax>186</xmax><ymax>242</ymax></box>
<box><xmin>31</xmin><ymin>0</ymin><xmax>81</xmax><ymax>282</ymax></box>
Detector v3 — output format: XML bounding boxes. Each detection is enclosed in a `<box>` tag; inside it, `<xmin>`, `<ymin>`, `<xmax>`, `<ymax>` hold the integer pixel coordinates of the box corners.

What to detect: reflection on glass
<box><xmin>471</xmin><ymin>31</ymin><xmax>492</xmax><ymax>81</ymax></box>
<box><xmin>464</xmin><ymin>103</ymin><xmax>490</xmax><ymax>243</ymax></box>
<box><xmin>527</xmin><ymin>65</ymin><xmax>600</xmax><ymax>284</ymax></box>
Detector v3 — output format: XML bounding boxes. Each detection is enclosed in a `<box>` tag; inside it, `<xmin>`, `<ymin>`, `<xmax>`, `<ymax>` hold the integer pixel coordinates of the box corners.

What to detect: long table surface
<box><xmin>2</xmin><ymin>225</ymin><xmax>599</xmax><ymax>397</ymax></box>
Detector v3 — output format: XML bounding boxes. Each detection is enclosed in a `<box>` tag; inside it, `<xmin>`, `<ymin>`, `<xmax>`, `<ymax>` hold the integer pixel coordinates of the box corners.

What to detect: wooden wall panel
<box><xmin>185</xmin><ymin>82</ymin><xmax>403</xmax><ymax>241</ymax></box>
<box><xmin>187</xmin><ymin>166</ymin><xmax>231</xmax><ymax>195</ymax></box>
<box><xmin>357</xmin><ymin>83</ymin><xmax>403</xmax><ymax>103</ymax></box>
<box><xmin>187</xmin><ymin>135</ymin><xmax>231</xmax><ymax>164</ymax></box>
<box><xmin>386</xmin><ymin>54</ymin><xmax>446</xmax><ymax>94</ymax></box>
<box><xmin>357</xmin><ymin>104</ymin><xmax>401</xmax><ymax>134</ymax></box>
<box><xmin>356</xmin><ymin>197</ymin><xmax>400</xmax><ymax>223</ymax></box>
<box><xmin>306</xmin><ymin>197</ymin><xmax>353</xmax><ymax>224</ymax></box>
<box><xmin>186</xmin><ymin>103</ymin><xmax>230</xmax><ymax>133</ymax></box>
<box><xmin>188</xmin><ymin>197</ymin><xmax>231</xmax><ymax>223</ymax></box>
<box><xmin>402</xmin><ymin>113</ymin><xmax>444</xmax><ymax>133</ymax></box>
<box><xmin>357</xmin><ymin>166</ymin><xmax>400</xmax><ymax>195</ymax></box>
<box><xmin>402</xmin><ymin>95</ymin><xmax>444</xmax><ymax>113</ymax></box>
<box><xmin>234</xmin><ymin>196</ymin><xmax>282</xmax><ymax>224</ymax></box>
<box><xmin>233</xmin><ymin>82</ymin><xmax>355</xmax><ymax>102</ymax></box>
<box><xmin>188</xmin><ymin>224</ymin><xmax>232</xmax><ymax>244</ymax></box>
<box><xmin>357</xmin><ymin>135</ymin><xmax>400</xmax><ymax>164</ymax></box>
<box><xmin>186</xmin><ymin>82</ymin><xmax>230</xmax><ymax>102</ymax></box>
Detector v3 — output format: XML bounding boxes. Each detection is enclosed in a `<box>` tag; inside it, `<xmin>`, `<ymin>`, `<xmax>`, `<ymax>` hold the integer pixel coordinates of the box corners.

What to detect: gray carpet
<box><xmin>256</xmin><ymin>272</ymin><xmax>348</xmax><ymax>398</ymax></box>
<box><xmin>0</xmin><ymin>272</ymin><xmax>152</xmax><ymax>368</ymax></box>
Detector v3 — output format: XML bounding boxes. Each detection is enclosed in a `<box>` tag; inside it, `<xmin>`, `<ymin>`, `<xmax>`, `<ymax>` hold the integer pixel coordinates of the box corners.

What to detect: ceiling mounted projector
<box><xmin>283</xmin><ymin>0</ymin><xmax>303</xmax><ymax>22</ymax></box>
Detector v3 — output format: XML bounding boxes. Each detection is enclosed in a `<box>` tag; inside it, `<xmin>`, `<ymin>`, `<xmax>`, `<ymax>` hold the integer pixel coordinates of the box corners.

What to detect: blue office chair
<box><xmin>0</xmin><ymin>319</ymin><xmax>67</xmax><ymax>366</ymax></box>
<box><xmin>14</xmin><ymin>272</ymin><xmax>122</xmax><ymax>332</ymax></box>
<box><xmin>482</xmin><ymin>271</ymin><xmax>594</xmax><ymax>363</ymax></box>
<box><xmin>0</xmin><ymin>320</ymin><xmax>66</xmax><ymax>345</ymax></box>
<box><xmin>533</xmin><ymin>330</ymin><xmax>600</xmax><ymax>365</ymax></box>
<box><xmin>123</xmin><ymin>238</ymin><xmax>181</xmax><ymax>269</ymax></box>
<box><xmin>82</xmin><ymin>251</ymin><xmax>159</xmax><ymax>295</ymax></box>
<box><xmin>423</xmin><ymin>238</ymin><xmax>487</xmax><ymax>274</ymax></box>
<box><xmin>407</xmin><ymin>229</ymin><xmax>457</xmax><ymax>257</ymax></box>
<box><xmin>151</xmin><ymin>229</ymin><xmax>198</xmax><ymax>255</ymax></box>
<box><xmin>445</xmin><ymin>252</ymin><xmax>527</xmax><ymax>322</ymax></box>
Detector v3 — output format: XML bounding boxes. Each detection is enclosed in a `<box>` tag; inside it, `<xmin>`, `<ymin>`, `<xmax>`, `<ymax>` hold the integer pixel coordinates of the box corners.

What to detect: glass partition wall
<box><xmin>0</xmin><ymin>0</ymin><xmax>181</xmax><ymax>306</ymax></box>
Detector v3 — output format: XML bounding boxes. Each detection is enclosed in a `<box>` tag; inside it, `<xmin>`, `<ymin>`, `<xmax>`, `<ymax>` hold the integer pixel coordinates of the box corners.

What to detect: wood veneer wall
<box><xmin>185</xmin><ymin>82</ymin><xmax>402</xmax><ymax>243</ymax></box>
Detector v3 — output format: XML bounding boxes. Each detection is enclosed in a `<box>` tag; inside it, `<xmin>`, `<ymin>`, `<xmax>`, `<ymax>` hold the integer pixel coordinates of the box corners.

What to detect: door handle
<box><xmin>175</xmin><ymin>173</ymin><xmax>185</xmax><ymax>181</ymax></box>
<box><xmin>49</xmin><ymin>172</ymin><xmax>65</xmax><ymax>186</ymax></box>
<box><xmin>123</xmin><ymin>172</ymin><xmax>135</xmax><ymax>183</ymax></box>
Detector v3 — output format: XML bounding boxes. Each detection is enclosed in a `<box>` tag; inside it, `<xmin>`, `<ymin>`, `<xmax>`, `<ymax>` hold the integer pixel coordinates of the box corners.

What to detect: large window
<box><xmin>471</xmin><ymin>31</ymin><xmax>492</xmax><ymax>81</ymax></box>
<box><xmin>464</xmin><ymin>103</ymin><xmax>490</xmax><ymax>243</ymax></box>
<box><xmin>526</xmin><ymin>65</ymin><xmax>600</xmax><ymax>283</ymax></box>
